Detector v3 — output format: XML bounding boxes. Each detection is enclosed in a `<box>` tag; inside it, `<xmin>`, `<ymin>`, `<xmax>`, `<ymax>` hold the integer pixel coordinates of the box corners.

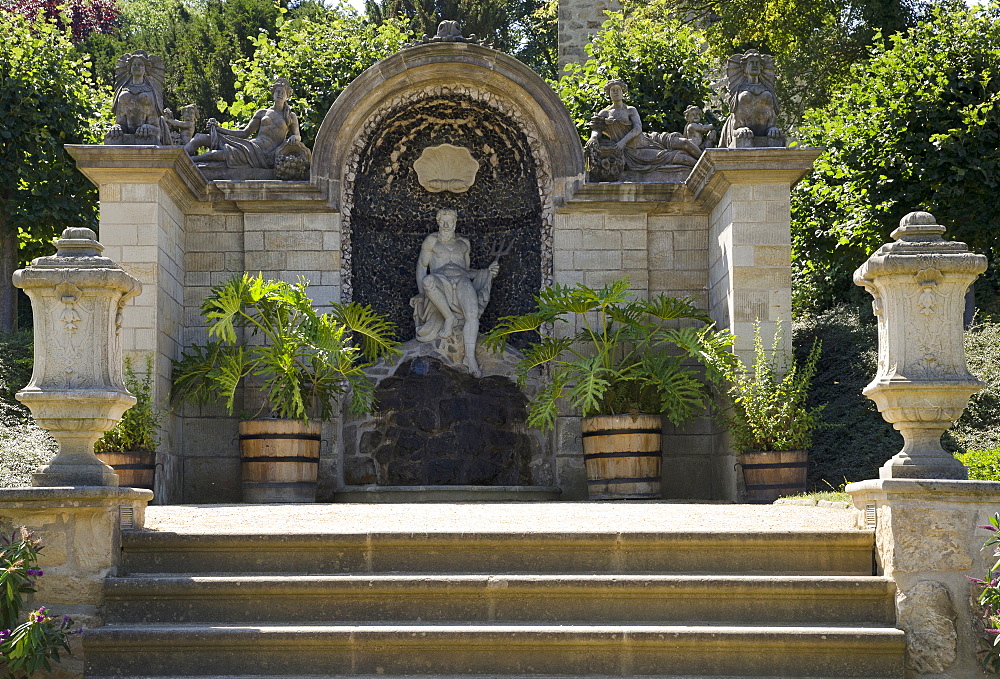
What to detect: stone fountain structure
<box><xmin>60</xmin><ymin>33</ymin><xmax>819</xmax><ymax>503</ymax></box>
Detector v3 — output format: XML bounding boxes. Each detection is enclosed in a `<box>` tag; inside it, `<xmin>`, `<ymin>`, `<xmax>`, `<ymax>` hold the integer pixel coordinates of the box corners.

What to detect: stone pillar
<box><xmin>0</xmin><ymin>487</ymin><xmax>152</xmax><ymax>679</ymax></box>
<box><xmin>847</xmin><ymin>479</ymin><xmax>1000</xmax><ymax>679</ymax></box>
<box><xmin>13</xmin><ymin>228</ymin><xmax>142</xmax><ymax>487</ymax></box>
<box><xmin>690</xmin><ymin>148</ymin><xmax>822</xmax><ymax>366</ymax></box>
<box><xmin>65</xmin><ymin>145</ymin><xmax>202</xmax><ymax>502</ymax></box>
<box><xmin>853</xmin><ymin>211</ymin><xmax>987</xmax><ymax>479</ymax></box>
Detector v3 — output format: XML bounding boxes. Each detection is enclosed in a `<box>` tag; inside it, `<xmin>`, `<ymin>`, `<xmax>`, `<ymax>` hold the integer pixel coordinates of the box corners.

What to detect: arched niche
<box><xmin>311</xmin><ymin>43</ymin><xmax>584</xmax><ymax>342</ymax></box>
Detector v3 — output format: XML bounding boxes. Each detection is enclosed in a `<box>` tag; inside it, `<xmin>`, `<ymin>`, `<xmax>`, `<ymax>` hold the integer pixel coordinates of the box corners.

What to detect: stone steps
<box><xmin>84</xmin><ymin>624</ymin><xmax>905</xmax><ymax>677</ymax></box>
<box><xmin>120</xmin><ymin>530</ymin><xmax>876</xmax><ymax>575</ymax></box>
<box><xmin>86</xmin><ymin>523</ymin><xmax>903</xmax><ymax>678</ymax></box>
<box><xmin>104</xmin><ymin>573</ymin><xmax>895</xmax><ymax>625</ymax></box>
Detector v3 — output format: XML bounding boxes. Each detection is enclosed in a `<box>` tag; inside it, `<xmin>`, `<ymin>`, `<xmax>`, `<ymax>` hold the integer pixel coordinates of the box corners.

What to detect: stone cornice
<box><xmin>846</xmin><ymin>478</ymin><xmax>1000</xmax><ymax>504</ymax></box>
<box><xmin>562</xmin><ymin>181</ymin><xmax>694</xmax><ymax>209</ymax></box>
<box><xmin>66</xmin><ymin>145</ymin><xmax>333</xmax><ymax>213</ymax></box>
<box><xmin>66</xmin><ymin>145</ymin><xmax>208</xmax><ymax>211</ymax></box>
<box><xmin>688</xmin><ymin>147</ymin><xmax>824</xmax><ymax>211</ymax></box>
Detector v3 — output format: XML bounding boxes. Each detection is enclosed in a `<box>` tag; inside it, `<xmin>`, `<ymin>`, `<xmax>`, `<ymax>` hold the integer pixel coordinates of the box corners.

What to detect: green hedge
<box><xmin>0</xmin><ymin>332</ymin><xmax>56</xmax><ymax>488</ymax></box>
<box><xmin>792</xmin><ymin>306</ymin><xmax>900</xmax><ymax>488</ymax></box>
<box><xmin>793</xmin><ymin>309</ymin><xmax>1000</xmax><ymax>487</ymax></box>
<box><xmin>955</xmin><ymin>448</ymin><xmax>1000</xmax><ymax>481</ymax></box>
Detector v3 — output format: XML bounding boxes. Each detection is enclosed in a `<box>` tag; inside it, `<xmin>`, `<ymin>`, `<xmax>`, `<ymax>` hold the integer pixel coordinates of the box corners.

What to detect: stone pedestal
<box><xmin>13</xmin><ymin>228</ymin><xmax>142</xmax><ymax>487</ymax></box>
<box><xmin>0</xmin><ymin>486</ymin><xmax>152</xmax><ymax>679</ymax></box>
<box><xmin>854</xmin><ymin>211</ymin><xmax>987</xmax><ymax>479</ymax></box>
<box><xmin>847</xmin><ymin>479</ymin><xmax>1000</xmax><ymax>678</ymax></box>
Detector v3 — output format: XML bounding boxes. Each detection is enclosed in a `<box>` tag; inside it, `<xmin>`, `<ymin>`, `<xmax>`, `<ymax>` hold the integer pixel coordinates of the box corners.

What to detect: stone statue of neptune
<box><xmin>411</xmin><ymin>209</ymin><xmax>500</xmax><ymax>376</ymax></box>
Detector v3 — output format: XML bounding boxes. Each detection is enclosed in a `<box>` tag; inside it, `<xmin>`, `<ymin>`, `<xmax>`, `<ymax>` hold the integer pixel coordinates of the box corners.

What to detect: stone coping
<box><xmin>846</xmin><ymin>478</ymin><xmax>1000</xmax><ymax>504</ymax></box>
<box><xmin>0</xmin><ymin>486</ymin><xmax>153</xmax><ymax>508</ymax></box>
<box><xmin>688</xmin><ymin>147</ymin><xmax>825</xmax><ymax>209</ymax></box>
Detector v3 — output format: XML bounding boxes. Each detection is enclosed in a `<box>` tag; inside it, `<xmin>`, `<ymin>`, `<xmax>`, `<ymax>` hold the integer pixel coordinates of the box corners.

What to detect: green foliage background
<box><xmin>553</xmin><ymin>8</ymin><xmax>716</xmax><ymax>142</ymax></box>
<box><xmin>791</xmin><ymin>4</ymin><xmax>1000</xmax><ymax>313</ymax></box>
<box><xmin>0</xmin><ymin>11</ymin><xmax>104</xmax><ymax>332</ymax></box>
<box><xmin>221</xmin><ymin>7</ymin><xmax>414</xmax><ymax>148</ymax></box>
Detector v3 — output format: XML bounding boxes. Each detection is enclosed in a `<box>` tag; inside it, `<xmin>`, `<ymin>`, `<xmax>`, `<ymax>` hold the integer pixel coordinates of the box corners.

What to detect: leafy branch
<box><xmin>483</xmin><ymin>277</ymin><xmax>735</xmax><ymax>431</ymax></box>
<box><xmin>171</xmin><ymin>273</ymin><xmax>400</xmax><ymax>423</ymax></box>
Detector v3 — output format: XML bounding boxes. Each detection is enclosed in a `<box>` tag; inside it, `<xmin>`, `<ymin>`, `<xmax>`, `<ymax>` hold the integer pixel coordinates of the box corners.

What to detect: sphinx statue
<box><xmin>411</xmin><ymin>209</ymin><xmax>502</xmax><ymax>376</ymax></box>
<box><xmin>719</xmin><ymin>50</ymin><xmax>785</xmax><ymax>148</ymax></box>
<box><xmin>184</xmin><ymin>77</ymin><xmax>312</xmax><ymax>180</ymax></box>
<box><xmin>105</xmin><ymin>51</ymin><xmax>169</xmax><ymax>145</ymax></box>
<box><xmin>584</xmin><ymin>79</ymin><xmax>704</xmax><ymax>182</ymax></box>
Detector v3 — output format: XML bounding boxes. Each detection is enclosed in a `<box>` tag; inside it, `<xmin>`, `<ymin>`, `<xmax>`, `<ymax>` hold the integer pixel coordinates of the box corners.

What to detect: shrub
<box><xmin>792</xmin><ymin>305</ymin><xmax>901</xmax><ymax>487</ymax></box>
<box><xmin>0</xmin><ymin>528</ymin><xmax>77</xmax><ymax>677</ymax></box>
<box><xmin>94</xmin><ymin>354</ymin><xmax>160</xmax><ymax>454</ymax></box>
<box><xmin>955</xmin><ymin>448</ymin><xmax>1000</xmax><ymax>481</ymax></box>
<box><xmin>722</xmin><ymin>320</ymin><xmax>822</xmax><ymax>453</ymax></box>
<box><xmin>0</xmin><ymin>332</ymin><xmax>56</xmax><ymax>488</ymax></box>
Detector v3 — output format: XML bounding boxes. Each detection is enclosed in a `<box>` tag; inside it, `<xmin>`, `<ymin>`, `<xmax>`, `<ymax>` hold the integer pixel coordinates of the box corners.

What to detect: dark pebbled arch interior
<box><xmin>350</xmin><ymin>93</ymin><xmax>542</xmax><ymax>346</ymax></box>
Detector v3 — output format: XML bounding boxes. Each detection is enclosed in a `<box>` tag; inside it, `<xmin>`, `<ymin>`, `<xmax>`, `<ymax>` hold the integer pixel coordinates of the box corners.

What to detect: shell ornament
<box><xmin>413</xmin><ymin>143</ymin><xmax>480</xmax><ymax>193</ymax></box>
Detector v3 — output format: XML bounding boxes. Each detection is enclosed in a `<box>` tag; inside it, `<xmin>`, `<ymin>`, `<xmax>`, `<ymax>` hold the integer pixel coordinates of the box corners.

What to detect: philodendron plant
<box><xmin>482</xmin><ymin>278</ymin><xmax>735</xmax><ymax>430</ymax></box>
<box><xmin>172</xmin><ymin>273</ymin><xmax>400</xmax><ymax>422</ymax></box>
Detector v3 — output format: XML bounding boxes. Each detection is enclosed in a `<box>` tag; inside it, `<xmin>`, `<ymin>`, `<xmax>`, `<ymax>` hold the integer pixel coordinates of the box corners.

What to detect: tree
<box><xmin>364</xmin><ymin>0</ymin><xmax>541</xmax><ymax>57</ymax></box>
<box><xmin>222</xmin><ymin>7</ymin><xmax>413</xmax><ymax>147</ymax></box>
<box><xmin>0</xmin><ymin>11</ymin><xmax>103</xmax><ymax>332</ymax></box>
<box><xmin>82</xmin><ymin>0</ymin><xmax>297</xmax><ymax>127</ymax></box>
<box><xmin>4</xmin><ymin>0</ymin><xmax>120</xmax><ymax>40</ymax></box>
<box><xmin>629</xmin><ymin>0</ymin><xmax>940</xmax><ymax>128</ymax></box>
<box><xmin>790</xmin><ymin>4</ymin><xmax>1000</xmax><ymax>313</ymax></box>
<box><xmin>554</xmin><ymin>8</ymin><xmax>716</xmax><ymax>141</ymax></box>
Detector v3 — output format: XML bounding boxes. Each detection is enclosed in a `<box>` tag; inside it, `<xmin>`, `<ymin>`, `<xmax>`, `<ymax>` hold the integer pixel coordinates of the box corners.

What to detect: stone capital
<box><xmin>688</xmin><ymin>147</ymin><xmax>824</xmax><ymax>210</ymax></box>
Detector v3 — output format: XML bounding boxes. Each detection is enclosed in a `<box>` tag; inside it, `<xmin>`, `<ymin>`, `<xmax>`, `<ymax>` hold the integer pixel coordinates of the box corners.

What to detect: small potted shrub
<box><xmin>171</xmin><ymin>273</ymin><xmax>399</xmax><ymax>503</ymax></box>
<box><xmin>483</xmin><ymin>278</ymin><xmax>734</xmax><ymax>500</ymax></box>
<box><xmin>722</xmin><ymin>321</ymin><xmax>822</xmax><ymax>503</ymax></box>
<box><xmin>94</xmin><ymin>354</ymin><xmax>160</xmax><ymax>493</ymax></box>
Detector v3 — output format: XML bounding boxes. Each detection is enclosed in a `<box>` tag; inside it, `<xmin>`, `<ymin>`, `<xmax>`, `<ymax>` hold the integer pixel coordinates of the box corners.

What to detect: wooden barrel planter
<box><xmin>582</xmin><ymin>414</ymin><xmax>662</xmax><ymax>500</ymax></box>
<box><xmin>238</xmin><ymin>420</ymin><xmax>321</xmax><ymax>503</ymax></box>
<box><xmin>96</xmin><ymin>451</ymin><xmax>155</xmax><ymax>491</ymax></box>
<box><xmin>739</xmin><ymin>450</ymin><xmax>808</xmax><ymax>504</ymax></box>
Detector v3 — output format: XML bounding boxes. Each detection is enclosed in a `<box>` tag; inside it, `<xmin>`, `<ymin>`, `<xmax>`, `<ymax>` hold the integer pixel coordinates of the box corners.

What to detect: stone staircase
<box><xmin>85</xmin><ymin>525</ymin><xmax>905</xmax><ymax>678</ymax></box>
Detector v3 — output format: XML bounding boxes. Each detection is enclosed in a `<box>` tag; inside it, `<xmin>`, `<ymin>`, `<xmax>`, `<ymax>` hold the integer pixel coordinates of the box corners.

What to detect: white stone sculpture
<box><xmin>413</xmin><ymin>144</ymin><xmax>480</xmax><ymax>193</ymax></box>
<box><xmin>13</xmin><ymin>228</ymin><xmax>142</xmax><ymax>487</ymax></box>
<box><xmin>683</xmin><ymin>105</ymin><xmax>717</xmax><ymax>150</ymax></box>
<box><xmin>584</xmin><ymin>79</ymin><xmax>702</xmax><ymax>182</ymax></box>
<box><xmin>853</xmin><ymin>211</ymin><xmax>987</xmax><ymax>479</ymax></box>
<box><xmin>720</xmin><ymin>50</ymin><xmax>785</xmax><ymax>148</ymax></box>
<box><xmin>411</xmin><ymin>209</ymin><xmax>501</xmax><ymax>376</ymax></box>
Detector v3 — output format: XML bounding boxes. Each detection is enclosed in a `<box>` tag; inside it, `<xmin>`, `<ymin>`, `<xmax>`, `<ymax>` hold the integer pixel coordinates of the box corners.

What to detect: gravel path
<box><xmin>142</xmin><ymin>502</ymin><xmax>860</xmax><ymax>534</ymax></box>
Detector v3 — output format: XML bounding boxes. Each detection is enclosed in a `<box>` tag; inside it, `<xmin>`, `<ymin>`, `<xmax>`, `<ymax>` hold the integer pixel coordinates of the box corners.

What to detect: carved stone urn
<box><xmin>853</xmin><ymin>211</ymin><xmax>987</xmax><ymax>479</ymax></box>
<box><xmin>13</xmin><ymin>227</ymin><xmax>142</xmax><ymax>487</ymax></box>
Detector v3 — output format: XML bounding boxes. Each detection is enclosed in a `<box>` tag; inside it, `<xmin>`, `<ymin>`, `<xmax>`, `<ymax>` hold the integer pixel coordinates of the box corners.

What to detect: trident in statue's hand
<box><xmin>486</xmin><ymin>238</ymin><xmax>513</xmax><ymax>277</ymax></box>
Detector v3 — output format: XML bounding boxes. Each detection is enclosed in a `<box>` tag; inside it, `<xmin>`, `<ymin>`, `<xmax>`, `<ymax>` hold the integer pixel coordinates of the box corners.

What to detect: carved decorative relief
<box><xmin>897</xmin><ymin>581</ymin><xmax>957</xmax><ymax>674</ymax></box>
<box><xmin>413</xmin><ymin>143</ymin><xmax>480</xmax><ymax>193</ymax></box>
